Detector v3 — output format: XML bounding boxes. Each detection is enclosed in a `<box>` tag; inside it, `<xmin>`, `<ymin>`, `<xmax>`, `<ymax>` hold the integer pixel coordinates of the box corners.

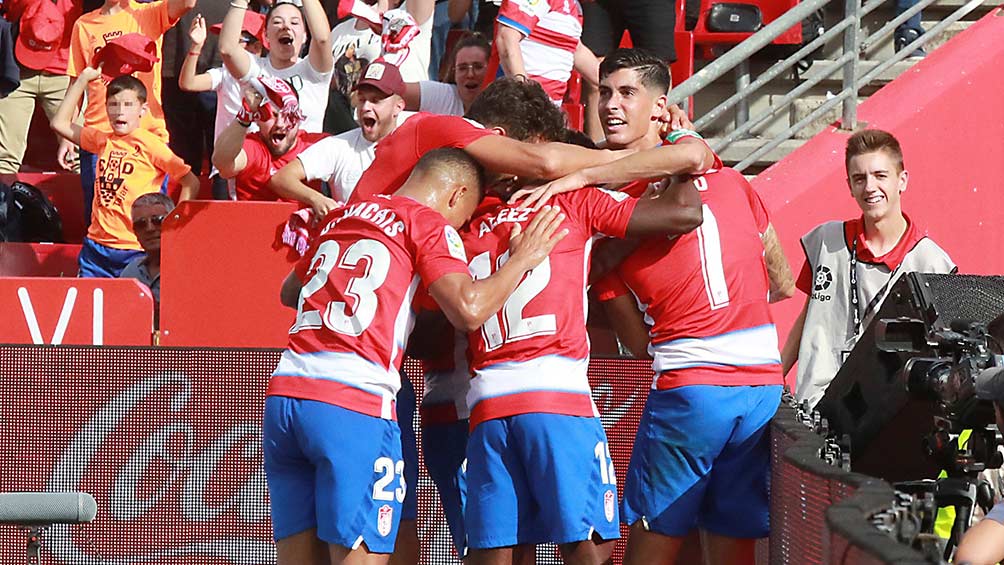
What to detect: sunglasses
<box><xmin>133</xmin><ymin>214</ymin><xmax>166</xmax><ymax>230</ymax></box>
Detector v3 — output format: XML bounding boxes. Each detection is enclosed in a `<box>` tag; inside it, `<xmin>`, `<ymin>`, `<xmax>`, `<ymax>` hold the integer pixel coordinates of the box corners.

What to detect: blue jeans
<box><xmin>894</xmin><ymin>0</ymin><xmax>924</xmax><ymax>40</ymax></box>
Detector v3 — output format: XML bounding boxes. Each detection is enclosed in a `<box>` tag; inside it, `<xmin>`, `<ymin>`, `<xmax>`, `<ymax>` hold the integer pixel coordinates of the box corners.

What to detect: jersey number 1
<box><xmin>694</xmin><ymin>177</ymin><xmax>730</xmax><ymax>309</ymax></box>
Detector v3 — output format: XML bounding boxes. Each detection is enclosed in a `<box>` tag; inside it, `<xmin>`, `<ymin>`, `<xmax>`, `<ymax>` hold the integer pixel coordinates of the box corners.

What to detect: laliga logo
<box><xmin>45</xmin><ymin>374</ymin><xmax>273</xmax><ymax>564</ymax></box>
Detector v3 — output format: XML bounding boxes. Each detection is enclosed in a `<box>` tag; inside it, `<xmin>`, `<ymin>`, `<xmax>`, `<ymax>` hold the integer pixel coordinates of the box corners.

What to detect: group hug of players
<box><xmin>262</xmin><ymin>48</ymin><xmax>793</xmax><ymax>565</ymax></box>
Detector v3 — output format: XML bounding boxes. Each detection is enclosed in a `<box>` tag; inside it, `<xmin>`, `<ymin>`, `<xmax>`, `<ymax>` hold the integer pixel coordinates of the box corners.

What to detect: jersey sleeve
<box><xmin>592</xmin><ymin>271</ymin><xmax>631</xmax><ymax>302</ymax></box>
<box><xmin>298</xmin><ymin>136</ymin><xmax>339</xmax><ymax>182</ymax></box>
<box><xmin>79</xmin><ymin>126</ymin><xmax>108</xmax><ymax>155</ymax></box>
<box><xmin>416</xmin><ymin>115</ymin><xmax>493</xmax><ymax>153</ymax></box>
<box><xmin>795</xmin><ymin>260</ymin><xmax>812</xmax><ymax>294</ymax></box>
<box><xmin>561</xmin><ymin>187</ymin><xmax>638</xmax><ymax>239</ymax></box>
<box><xmin>410</xmin><ymin>212</ymin><xmax>473</xmax><ymax>286</ymax></box>
<box><xmin>497</xmin><ymin>0</ymin><xmax>547</xmax><ymax>37</ymax></box>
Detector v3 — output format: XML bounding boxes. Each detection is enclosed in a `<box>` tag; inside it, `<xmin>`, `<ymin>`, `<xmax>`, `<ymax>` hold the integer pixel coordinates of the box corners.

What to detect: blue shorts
<box><xmin>397</xmin><ymin>375</ymin><xmax>418</xmax><ymax>521</ymax></box>
<box><xmin>263</xmin><ymin>396</ymin><xmax>404</xmax><ymax>553</ymax></box>
<box><xmin>421</xmin><ymin>418</ymin><xmax>469</xmax><ymax>556</ymax></box>
<box><xmin>621</xmin><ymin>385</ymin><xmax>782</xmax><ymax>539</ymax></box>
<box><xmin>465</xmin><ymin>414</ymin><xmax>620</xmax><ymax>548</ymax></box>
<box><xmin>78</xmin><ymin>237</ymin><xmax>143</xmax><ymax>278</ymax></box>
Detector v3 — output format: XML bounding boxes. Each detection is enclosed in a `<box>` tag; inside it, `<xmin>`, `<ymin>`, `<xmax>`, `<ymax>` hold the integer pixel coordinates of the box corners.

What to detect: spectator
<box><xmin>451</xmin><ymin>0</ymin><xmax>499</xmax><ymax>38</ymax></box>
<box><xmin>66</xmin><ymin>0</ymin><xmax>196</xmax><ymax>225</ymax></box>
<box><xmin>580</xmin><ymin>0</ymin><xmax>679</xmax><ymax>140</ymax></box>
<box><xmin>428</xmin><ymin>0</ymin><xmax>476</xmax><ymax>79</ymax></box>
<box><xmin>0</xmin><ymin>0</ymin><xmax>82</xmax><ymax>175</ymax></box>
<box><xmin>212</xmin><ymin>75</ymin><xmax>328</xmax><ymax>202</ymax></box>
<box><xmin>161</xmin><ymin>2</ymin><xmax>229</xmax><ymax>199</ymax></box>
<box><xmin>895</xmin><ymin>0</ymin><xmax>927</xmax><ymax>58</ymax></box>
<box><xmin>385</xmin><ymin>0</ymin><xmax>435</xmax><ymax>82</ymax></box>
<box><xmin>121</xmin><ymin>192</ymin><xmax>175</xmax><ymax>327</ymax></box>
<box><xmin>782</xmin><ymin>129</ymin><xmax>956</xmax><ymax>409</ymax></box>
<box><xmin>328</xmin><ymin>0</ymin><xmax>384</xmax><ymax>133</ymax></box>
<box><xmin>50</xmin><ymin>69</ymin><xmax>198</xmax><ymax>278</ymax></box>
<box><xmin>271</xmin><ymin>60</ymin><xmax>407</xmax><ymax>214</ymax></box>
<box><xmin>179</xmin><ymin>12</ymin><xmax>266</xmax><ymax>200</ymax></box>
<box><xmin>491</xmin><ymin>0</ymin><xmax>599</xmax><ymax>105</ymax></box>
<box><xmin>219</xmin><ymin>0</ymin><xmax>334</xmax><ymax>133</ymax></box>
<box><xmin>402</xmin><ymin>31</ymin><xmax>489</xmax><ymax>116</ymax></box>
<box><xmin>954</xmin><ymin>313</ymin><xmax>1004</xmax><ymax>565</ymax></box>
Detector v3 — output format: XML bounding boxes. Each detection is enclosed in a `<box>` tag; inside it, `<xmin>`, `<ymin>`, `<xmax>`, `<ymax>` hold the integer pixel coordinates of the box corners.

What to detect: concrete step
<box><xmin>928</xmin><ymin>0</ymin><xmax>999</xmax><ymax>12</ymax></box>
<box><xmin>710</xmin><ymin>137</ymin><xmax>807</xmax><ymax>170</ymax></box>
<box><xmin>797</xmin><ymin>59</ymin><xmax>916</xmax><ymax>86</ymax></box>
<box><xmin>785</xmin><ymin>95</ymin><xmax>866</xmax><ymax>139</ymax></box>
<box><xmin>860</xmin><ymin>20</ymin><xmax>971</xmax><ymax>59</ymax></box>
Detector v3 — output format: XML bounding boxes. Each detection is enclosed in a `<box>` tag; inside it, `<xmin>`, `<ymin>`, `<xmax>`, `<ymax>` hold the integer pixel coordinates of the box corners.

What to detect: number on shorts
<box><xmin>372</xmin><ymin>457</ymin><xmax>406</xmax><ymax>503</ymax></box>
<box><xmin>290</xmin><ymin>239</ymin><xmax>391</xmax><ymax>335</ymax></box>
<box><xmin>468</xmin><ymin>250</ymin><xmax>556</xmax><ymax>351</ymax></box>
<box><xmin>693</xmin><ymin>177</ymin><xmax>730</xmax><ymax>310</ymax></box>
<box><xmin>594</xmin><ymin>441</ymin><xmax>616</xmax><ymax>486</ymax></box>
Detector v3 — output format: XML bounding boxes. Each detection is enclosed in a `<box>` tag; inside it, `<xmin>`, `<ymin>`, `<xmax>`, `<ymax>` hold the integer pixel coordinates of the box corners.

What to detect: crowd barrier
<box><xmin>0</xmin><ymin>346</ymin><xmax>937</xmax><ymax>564</ymax></box>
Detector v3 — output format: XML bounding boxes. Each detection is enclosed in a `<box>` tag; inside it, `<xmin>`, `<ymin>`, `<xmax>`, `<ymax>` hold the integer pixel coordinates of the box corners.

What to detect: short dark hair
<box><xmin>845</xmin><ymin>129</ymin><xmax>905</xmax><ymax>173</ymax></box>
<box><xmin>443</xmin><ymin>31</ymin><xmax>491</xmax><ymax>83</ymax></box>
<box><xmin>107</xmin><ymin>75</ymin><xmax>147</xmax><ymax>103</ymax></box>
<box><xmin>465</xmin><ymin>77</ymin><xmax>565</xmax><ymax>143</ymax></box>
<box><xmin>415</xmin><ymin>147</ymin><xmax>486</xmax><ymax>200</ymax></box>
<box><xmin>559</xmin><ymin>128</ymin><xmax>598</xmax><ymax>149</ymax></box>
<box><xmin>600</xmin><ymin>48</ymin><xmax>671</xmax><ymax>94</ymax></box>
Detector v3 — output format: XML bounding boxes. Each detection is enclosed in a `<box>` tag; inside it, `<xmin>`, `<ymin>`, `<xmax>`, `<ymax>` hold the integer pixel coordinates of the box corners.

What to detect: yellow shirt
<box><xmin>81</xmin><ymin>126</ymin><xmax>191</xmax><ymax>250</ymax></box>
<box><xmin>67</xmin><ymin>2</ymin><xmax>175</xmax><ymax>141</ymax></box>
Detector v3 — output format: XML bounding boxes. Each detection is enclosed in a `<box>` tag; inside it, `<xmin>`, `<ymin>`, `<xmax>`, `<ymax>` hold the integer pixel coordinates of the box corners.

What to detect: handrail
<box><xmin>667</xmin><ymin>0</ymin><xmax>989</xmax><ymax>172</ymax></box>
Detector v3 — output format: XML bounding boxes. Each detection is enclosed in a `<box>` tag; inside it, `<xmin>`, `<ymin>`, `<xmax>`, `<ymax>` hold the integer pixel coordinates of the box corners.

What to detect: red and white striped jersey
<box><xmin>595</xmin><ymin>168</ymin><xmax>784</xmax><ymax>390</ymax></box>
<box><xmin>461</xmin><ymin>188</ymin><xmax>637</xmax><ymax>426</ymax></box>
<box><xmin>269</xmin><ymin>195</ymin><xmax>472</xmax><ymax>420</ymax></box>
<box><xmin>496</xmin><ymin>0</ymin><xmax>582</xmax><ymax>103</ymax></box>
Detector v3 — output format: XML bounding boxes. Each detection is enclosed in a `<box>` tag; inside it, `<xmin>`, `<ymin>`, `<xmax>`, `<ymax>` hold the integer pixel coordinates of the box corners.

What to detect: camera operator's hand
<box><xmin>954</xmin><ymin>508</ymin><xmax>1004</xmax><ymax>565</ymax></box>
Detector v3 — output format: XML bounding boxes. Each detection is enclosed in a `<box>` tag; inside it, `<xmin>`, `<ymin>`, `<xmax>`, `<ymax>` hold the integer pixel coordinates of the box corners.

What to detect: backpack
<box><xmin>0</xmin><ymin>180</ymin><xmax>64</xmax><ymax>243</ymax></box>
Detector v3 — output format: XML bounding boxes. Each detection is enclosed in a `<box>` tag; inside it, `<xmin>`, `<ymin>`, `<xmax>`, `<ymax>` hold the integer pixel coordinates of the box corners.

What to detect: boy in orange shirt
<box><xmin>51</xmin><ymin>66</ymin><xmax>198</xmax><ymax>278</ymax></box>
<box><xmin>65</xmin><ymin>0</ymin><xmax>195</xmax><ymax>223</ymax></box>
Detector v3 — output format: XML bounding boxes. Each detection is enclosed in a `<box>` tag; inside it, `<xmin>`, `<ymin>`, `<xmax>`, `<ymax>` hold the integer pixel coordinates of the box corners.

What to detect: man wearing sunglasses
<box><xmin>120</xmin><ymin>192</ymin><xmax>174</xmax><ymax>327</ymax></box>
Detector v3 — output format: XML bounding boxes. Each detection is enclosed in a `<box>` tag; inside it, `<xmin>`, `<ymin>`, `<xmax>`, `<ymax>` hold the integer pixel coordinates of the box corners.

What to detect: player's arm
<box><xmin>50</xmin><ymin>67</ymin><xmax>100</xmax><ymax>146</ymax></box>
<box><xmin>495</xmin><ymin>24</ymin><xmax>527</xmax><ymax>79</ymax></box>
<box><xmin>781</xmin><ymin>297</ymin><xmax>809</xmax><ymax>377</ymax></box>
<box><xmin>763</xmin><ymin>223</ymin><xmax>795</xmax><ymax>303</ymax></box>
<box><xmin>429</xmin><ymin>206</ymin><xmax>568</xmax><ymax>332</ymax></box>
<box><xmin>303</xmin><ymin>0</ymin><xmax>334</xmax><ymax>74</ymax></box>
<box><xmin>624</xmin><ymin>179</ymin><xmax>703</xmax><ymax>237</ymax></box>
<box><xmin>464</xmin><ymin>135</ymin><xmax>632</xmax><ymax>184</ymax></box>
<box><xmin>167</xmin><ymin>0</ymin><xmax>197</xmax><ymax>21</ymax></box>
<box><xmin>514</xmin><ymin>137</ymin><xmax>716</xmax><ymax>209</ymax></box>
<box><xmin>402</xmin><ymin>81</ymin><xmax>422</xmax><ymax>111</ymax></box>
<box><xmin>218</xmin><ymin>0</ymin><xmax>253</xmax><ymax>80</ymax></box>
<box><xmin>601</xmin><ymin>293</ymin><xmax>651</xmax><ymax>359</ymax></box>
<box><xmin>179</xmin><ymin>15</ymin><xmax>214</xmax><ymax>92</ymax></box>
<box><xmin>269</xmin><ymin>158</ymin><xmax>340</xmax><ymax>217</ymax></box>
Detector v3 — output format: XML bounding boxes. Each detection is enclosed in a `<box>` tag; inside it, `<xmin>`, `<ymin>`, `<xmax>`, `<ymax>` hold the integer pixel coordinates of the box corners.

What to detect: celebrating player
<box><xmin>264</xmin><ymin>148</ymin><xmax>567</xmax><ymax>565</ymax></box>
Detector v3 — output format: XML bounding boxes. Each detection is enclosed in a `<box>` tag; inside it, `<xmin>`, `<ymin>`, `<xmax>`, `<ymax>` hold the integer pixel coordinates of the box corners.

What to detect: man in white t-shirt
<box><xmin>219</xmin><ymin>0</ymin><xmax>334</xmax><ymax>133</ymax></box>
<box><xmin>270</xmin><ymin>61</ymin><xmax>408</xmax><ymax>213</ymax></box>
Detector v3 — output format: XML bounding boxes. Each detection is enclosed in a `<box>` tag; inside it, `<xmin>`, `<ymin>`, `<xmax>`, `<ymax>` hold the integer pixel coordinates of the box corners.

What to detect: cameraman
<box><xmin>955</xmin><ymin>313</ymin><xmax>1004</xmax><ymax>565</ymax></box>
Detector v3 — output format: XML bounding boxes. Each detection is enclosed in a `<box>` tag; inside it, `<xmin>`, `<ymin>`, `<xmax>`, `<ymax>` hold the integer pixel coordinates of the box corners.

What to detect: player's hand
<box><xmin>56</xmin><ymin>138</ymin><xmax>79</xmax><ymax>172</ymax></box>
<box><xmin>507</xmin><ymin>205</ymin><xmax>568</xmax><ymax>271</ymax></box>
<box><xmin>660</xmin><ymin>104</ymin><xmax>694</xmax><ymax>138</ymax></box>
<box><xmin>509</xmin><ymin>171</ymin><xmax>588</xmax><ymax>211</ymax></box>
<box><xmin>79</xmin><ymin>65</ymin><xmax>102</xmax><ymax>83</ymax></box>
<box><xmin>189</xmin><ymin>14</ymin><xmax>207</xmax><ymax>47</ymax></box>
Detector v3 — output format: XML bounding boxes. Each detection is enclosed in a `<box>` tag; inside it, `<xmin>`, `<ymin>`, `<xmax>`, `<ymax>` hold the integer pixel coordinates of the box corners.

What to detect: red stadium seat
<box><xmin>9</xmin><ymin>172</ymin><xmax>87</xmax><ymax>244</ymax></box>
<box><xmin>692</xmin><ymin>0</ymin><xmax>802</xmax><ymax>59</ymax></box>
<box><xmin>563</xmin><ymin>103</ymin><xmax>585</xmax><ymax>131</ymax></box>
<box><xmin>0</xmin><ymin>242</ymin><xmax>81</xmax><ymax>277</ymax></box>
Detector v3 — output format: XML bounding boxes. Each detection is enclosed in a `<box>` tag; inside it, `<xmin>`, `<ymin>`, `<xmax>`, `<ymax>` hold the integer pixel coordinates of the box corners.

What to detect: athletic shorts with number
<box><xmin>465</xmin><ymin>413</ymin><xmax>620</xmax><ymax>548</ymax></box>
<box><xmin>263</xmin><ymin>396</ymin><xmax>405</xmax><ymax>552</ymax></box>
<box><xmin>621</xmin><ymin>384</ymin><xmax>782</xmax><ymax>538</ymax></box>
<box><xmin>421</xmin><ymin>418</ymin><xmax>470</xmax><ymax>556</ymax></box>
<box><xmin>397</xmin><ymin>375</ymin><xmax>419</xmax><ymax>521</ymax></box>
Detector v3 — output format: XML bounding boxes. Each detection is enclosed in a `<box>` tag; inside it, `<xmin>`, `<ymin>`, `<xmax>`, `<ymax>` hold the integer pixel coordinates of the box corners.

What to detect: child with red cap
<box><xmin>50</xmin><ymin>66</ymin><xmax>199</xmax><ymax>278</ymax></box>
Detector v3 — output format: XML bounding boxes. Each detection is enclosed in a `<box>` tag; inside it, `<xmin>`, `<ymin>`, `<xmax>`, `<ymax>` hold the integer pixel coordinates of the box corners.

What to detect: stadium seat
<box><xmin>0</xmin><ymin>242</ymin><xmax>81</xmax><ymax>277</ymax></box>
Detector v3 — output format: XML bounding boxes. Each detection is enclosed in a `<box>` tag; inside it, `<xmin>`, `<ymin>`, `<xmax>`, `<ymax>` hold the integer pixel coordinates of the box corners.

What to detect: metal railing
<box><xmin>667</xmin><ymin>0</ymin><xmax>990</xmax><ymax>171</ymax></box>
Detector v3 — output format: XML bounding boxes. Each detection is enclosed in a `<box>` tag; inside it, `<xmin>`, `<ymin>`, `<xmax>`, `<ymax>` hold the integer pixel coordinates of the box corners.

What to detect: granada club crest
<box><xmin>604</xmin><ymin>490</ymin><xmax>615</xmax><ymax>522</ymax></box>
<box><xmin>378</xmin><ymin>504</ymin><xmax>394</xmax><ymax>537</ymax></box>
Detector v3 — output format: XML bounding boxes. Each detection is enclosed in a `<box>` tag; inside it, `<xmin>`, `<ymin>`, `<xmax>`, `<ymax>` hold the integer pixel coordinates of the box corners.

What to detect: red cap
<box><xmin>353</xmin><ymin>60</ymin><xmax>406</xmax><ymax>98</ymax></box>
<box><xmin>209</xmin><ymin>11</ymin><xmax>266</xmax><ymax>44</ymax></box>
<box><xmin>14</xmin><ymin>0</ymin><xmax>65</xmax><ymax>71</ymax></box>
<box><xmin>93</xmin><ymin>33</ymin><xmax>160</xmax><ymax>80</ymax></box>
